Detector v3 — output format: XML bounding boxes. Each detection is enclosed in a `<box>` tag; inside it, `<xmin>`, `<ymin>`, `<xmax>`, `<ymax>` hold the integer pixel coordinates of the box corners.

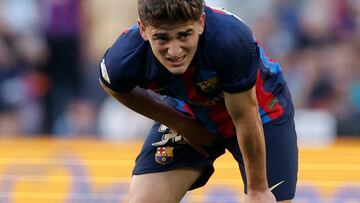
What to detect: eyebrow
<box><xmin>153</xmin><ymin>28</ymin><xmax>194</xmax><ymax>38</ymax></box>
<box><xmin>153</xmin><ymin>33</ymin><xmax>168</xmax><ymax>38</ymax></box>
<box><xmin>178</xmin><ymin>28</ymin><xmax>194</xmax><ymax>35</ymax></box>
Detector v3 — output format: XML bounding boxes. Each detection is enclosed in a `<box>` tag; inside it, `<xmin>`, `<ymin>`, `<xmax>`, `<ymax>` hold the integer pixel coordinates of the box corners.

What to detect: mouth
<box><xmin>167</xmin><ymin>55</ymin><xmax>186</xmax><ymax>67</ymax></box>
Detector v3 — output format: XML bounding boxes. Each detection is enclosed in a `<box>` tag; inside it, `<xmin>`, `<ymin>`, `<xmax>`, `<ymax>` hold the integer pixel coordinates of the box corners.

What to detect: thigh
<box><xmin>129</xmin><ymin>168</ymin><xmax>202</xmax><ymax>203</ymax></box>
<box><xmin>263</xmin><ymin>115</ymin><xmax>298</xmax><ymax>201</ymax></box>
<box><xmin>133</xmin><ymin>122</ymin><xmax>226</xmax><ymax>190</ymax></box>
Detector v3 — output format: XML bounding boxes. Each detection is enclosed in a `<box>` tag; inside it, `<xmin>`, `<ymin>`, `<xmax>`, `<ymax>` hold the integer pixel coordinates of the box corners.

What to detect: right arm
<box><xmin>101</xmin><ymin>81</ymin><xmax>185</xmax><ymax>131</ymax></box>
<box><xmin>100</xmin><ymin>81</ymin><xmax>216</xmax><ymax>155</ymax></box>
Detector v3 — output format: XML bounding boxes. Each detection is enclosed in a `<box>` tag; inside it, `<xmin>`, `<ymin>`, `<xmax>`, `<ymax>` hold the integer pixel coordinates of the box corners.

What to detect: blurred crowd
<box><xmin>0</xmin><ymin>0</ymin><xmax>359</xmax><ymax>138</ymax></box>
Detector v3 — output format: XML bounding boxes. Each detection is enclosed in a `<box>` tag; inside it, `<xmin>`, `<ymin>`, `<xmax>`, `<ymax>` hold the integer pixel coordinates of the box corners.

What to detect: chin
<box><xmin>167</xmin><ymin>65</ymin><xmax>189</xmax><ymax>75</ymax></box>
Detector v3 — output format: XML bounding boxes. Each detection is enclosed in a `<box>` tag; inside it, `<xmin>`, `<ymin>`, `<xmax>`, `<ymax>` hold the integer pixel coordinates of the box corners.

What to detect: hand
<box><xmin>244</xmin><ymin>189</ymin><xmax>276</xmax><ymax>203</ymax></box>
<box><xmin>175</xmin><ymin>117</ymin><xmax>217</xmax><ymax>157</ymax></box>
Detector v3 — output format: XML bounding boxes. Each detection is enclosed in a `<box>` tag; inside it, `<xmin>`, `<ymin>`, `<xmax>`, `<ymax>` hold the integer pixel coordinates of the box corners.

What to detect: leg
<box><xmin>131</xmin><ymin>121</ymin><xmax>226</xmax><ymax>202</ymax></box>
<box><xmin>128</xmin><ymin>168</ymin><xmax>202</xmax><ymax>203</ymax></box>
<box><xmin>263</xmin><ymin>115</ymin><xmax>298</xmax><ymax>202</ymax></box>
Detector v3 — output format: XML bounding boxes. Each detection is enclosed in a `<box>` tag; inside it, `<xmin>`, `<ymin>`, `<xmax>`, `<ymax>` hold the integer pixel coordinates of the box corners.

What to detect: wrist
<box><xmin>246</xmin><ymin>188</ymin><xmax>276</xmax><ymax>202</ymax></box>
<box><xmin>247</xmin><ymin>186</ymin><xmax>268</xmax><ymax>194</ymax></box>
<box><xmin>247</xmin><ymin>180</ymin><xmax>269</xmax><ymax>193</ymax></box>
<box><xmin>166</xmin><ymin>112</ymin><xmax>191</xmax><ymax>133</ymax></box>
<box><xmin>247</xmin><ymin>185</ymin><xmax>270</xmax><ymax>199</ymax></box>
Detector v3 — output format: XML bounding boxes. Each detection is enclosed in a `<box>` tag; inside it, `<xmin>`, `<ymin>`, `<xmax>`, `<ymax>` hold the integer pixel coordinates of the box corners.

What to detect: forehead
<box><xmin>146</xmin><ymin>21</ymin><xmax>198</xmax><ymax>34</ymax></box>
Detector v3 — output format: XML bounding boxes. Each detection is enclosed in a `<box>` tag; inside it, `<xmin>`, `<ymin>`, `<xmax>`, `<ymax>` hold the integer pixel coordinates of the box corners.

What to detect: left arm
<box><xmin>223</xmin><ymin>87</ymin><xmax>276</xmax><ymax>202</ymax></box>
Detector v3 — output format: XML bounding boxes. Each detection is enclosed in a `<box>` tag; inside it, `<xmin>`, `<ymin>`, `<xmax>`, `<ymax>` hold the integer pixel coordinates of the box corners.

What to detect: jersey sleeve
<box><xmin>99</xmin><ymin>26</ymin><xmax>146</xmax><ymax>93</ymax></box>
<box><xmin>208</xmin><ymin>17</ymin><xmax>259</xmax><ymax>93</ymax></box>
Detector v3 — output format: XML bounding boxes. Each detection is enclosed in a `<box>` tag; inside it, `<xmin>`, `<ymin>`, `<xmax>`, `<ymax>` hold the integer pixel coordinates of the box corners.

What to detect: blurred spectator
<box><xmin>0</xmin><ymin>0</ymin><xmax>48</xmax><ymax>136</ymax></box>
<box><xmin>52</xmin><ymin>98</ymin><xmax>98</xmax><ymax>137</ymax></box>
<box><xmin>97</xmin><ymin>97</ymin><xmax>154</xmax><ymax>140</ymax></box>
<box><xmin>40</xmin><ymin>0</ymin><xmax>83</xmax><ymax>134</ymax></box>
<box><xmin>84</xmin><ymin>0</ymin><xmax>137</xmax><ymax>62</ymax></box>
<box><xmin>307</xmin><ymin>71</ymin><xmax>337</xmax><ymax>110</ymax></box>
<box><xmin>0</xmin><ymin>107</ymin><xmax>22</xmax><ymax>136</ymax></box>
<box><xmin>0</xmin><ymin>0</ymin><xmax>40</xmax><ymax>34</ymax></box>
<box><xmin>205</xmin><ymin>0</ymin><xmax>229</xmax><ymax>9</ymax></box>
<box><xmin>0</xmin><ymin>0</ymin><xmax>360</xmax><ymax>137</ymax></box>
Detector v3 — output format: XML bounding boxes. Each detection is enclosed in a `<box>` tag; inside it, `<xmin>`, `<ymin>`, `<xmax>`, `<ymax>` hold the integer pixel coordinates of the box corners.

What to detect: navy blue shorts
<box><xmin>133</xmin><ymin>112</ymin><xmax>298</xmax><ymax>201</ymax></box>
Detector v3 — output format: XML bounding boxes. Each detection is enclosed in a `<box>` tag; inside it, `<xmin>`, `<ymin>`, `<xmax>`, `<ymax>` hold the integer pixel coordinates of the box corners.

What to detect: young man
<box><xmin>99</xmin><ymin>0</ymin><xmax>298</xmax><ymax>202</ymax></box>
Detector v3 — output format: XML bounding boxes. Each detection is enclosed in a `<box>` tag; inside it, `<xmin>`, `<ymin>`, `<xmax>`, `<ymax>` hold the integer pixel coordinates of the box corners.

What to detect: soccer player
<box><xmin>99</xmin><ymin>0</ymin><xmax>298</xmax><ymax>202</ymax></box>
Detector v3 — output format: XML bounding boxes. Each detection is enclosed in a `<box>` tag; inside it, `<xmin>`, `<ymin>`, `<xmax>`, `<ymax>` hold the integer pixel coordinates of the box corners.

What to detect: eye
<box><xmin>179</xmin><ymin>33</ymin><xmax>191</xmax><ymax>40</ymax></box>
<box><xmin>154</xmin><ymin>36</ymin><xmax>169</xmax><ymax>43</ymax></box>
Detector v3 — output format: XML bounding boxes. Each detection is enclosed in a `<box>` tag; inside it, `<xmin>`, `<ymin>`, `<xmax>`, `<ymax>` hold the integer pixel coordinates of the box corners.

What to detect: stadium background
<box><xmin>0</xmin><ymin>0</ymin><xmax>359</xmax><ymax>202</ymax></box>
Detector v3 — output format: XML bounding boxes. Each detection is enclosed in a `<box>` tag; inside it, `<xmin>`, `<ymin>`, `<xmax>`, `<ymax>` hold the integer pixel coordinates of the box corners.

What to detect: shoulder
<box><xmin>100</xmin><ymin>24</ymin><xmax>150</xmax><ymax>92</ymax></box>
<box><xmin>104</xmin><ymin>24</ymin><xmax>147</xmax><ymax>70</ymax></box>
<box><xmin>200</xmin><ymin>8</ymin><xmax>259</xmax><ymax>93</ymax></box>
<box><xmin>201</xmin><ymin>7</ymin><xmax>257</xmax><ymax>68</ymax></box>
<box><xmin>204</xmin><ymin>7</ymin><xmax>255</xmax><ymax>52</ymax></box>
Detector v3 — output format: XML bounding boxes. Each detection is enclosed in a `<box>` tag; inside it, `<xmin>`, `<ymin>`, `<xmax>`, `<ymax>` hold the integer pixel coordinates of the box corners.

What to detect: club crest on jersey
<box><xmin>155</xmin><ymin>146</ymin><xmax>174</xmax><ymax>165</ymax></box>
<box><xmin>197</xmin><ymin>77</ymin><xmax>219</xmax><ymax>93</ymax></box>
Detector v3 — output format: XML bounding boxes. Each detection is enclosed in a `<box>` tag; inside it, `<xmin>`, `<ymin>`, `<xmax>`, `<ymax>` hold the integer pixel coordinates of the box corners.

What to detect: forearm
<box><xmin>101</xmin><ymin>82</ymin><xmax>187</xmax><ymax>130</ymax></box>
<box><xmin>223</xmin><ymin>88</ymin><xmax>269</xmax><ymax>192</ymax></box>
<box><xmin>234</xmin><ymin>111</ymin><xmax>268</xmax><ymax>192</ymax></box>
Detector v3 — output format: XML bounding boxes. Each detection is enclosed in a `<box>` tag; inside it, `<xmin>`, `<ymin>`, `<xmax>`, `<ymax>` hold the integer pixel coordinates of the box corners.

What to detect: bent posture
<box><xmin>100</xmin><ymin>0</ymin><xmax>298</xmax><ymax>202</ymax></box>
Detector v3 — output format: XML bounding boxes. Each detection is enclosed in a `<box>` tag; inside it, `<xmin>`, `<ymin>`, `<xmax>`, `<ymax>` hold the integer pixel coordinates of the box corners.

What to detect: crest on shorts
<box><xmin>155</xmin><ymin>146</ymin><xmax>174</xmax><ymax>165</ymax></box>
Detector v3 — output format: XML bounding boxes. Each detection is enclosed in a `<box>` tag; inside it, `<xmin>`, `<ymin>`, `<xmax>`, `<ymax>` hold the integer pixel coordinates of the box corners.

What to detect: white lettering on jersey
<box><xmin>101</xmin><ymin>58</ymin><xmax>111</xmax><ymax>84</ymax></box>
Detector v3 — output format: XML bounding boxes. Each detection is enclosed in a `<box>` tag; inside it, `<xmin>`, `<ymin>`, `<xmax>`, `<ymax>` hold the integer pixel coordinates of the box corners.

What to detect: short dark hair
<box><xmin>138</xmin><ymin>0</ymin><xmax>204</xmax><ymax>26</ymax></box>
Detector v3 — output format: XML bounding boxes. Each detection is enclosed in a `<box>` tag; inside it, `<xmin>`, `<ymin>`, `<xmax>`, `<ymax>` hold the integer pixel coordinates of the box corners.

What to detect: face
<box><xmin>139</xmin><ymin>15</ymin><xmax>205</xmax><ymax>75</ymax></box>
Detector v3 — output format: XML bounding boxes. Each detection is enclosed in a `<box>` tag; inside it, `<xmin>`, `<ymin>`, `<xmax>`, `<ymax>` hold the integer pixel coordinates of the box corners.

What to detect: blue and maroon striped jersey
<box><xmin>100</xmin><ymin>6</ymin><xmax>294</xmax><ymax>138</ymax></box>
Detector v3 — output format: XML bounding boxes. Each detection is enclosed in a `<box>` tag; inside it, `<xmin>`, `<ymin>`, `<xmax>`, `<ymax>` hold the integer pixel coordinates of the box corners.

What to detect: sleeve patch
<box><xmin>101</xmin><ymin>58</ymin><xmax>111</xmax><ymax>84</ymax></box>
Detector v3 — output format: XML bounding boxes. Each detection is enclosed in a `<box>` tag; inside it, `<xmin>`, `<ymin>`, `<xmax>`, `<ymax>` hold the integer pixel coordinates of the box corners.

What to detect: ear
<box><xmin>198</xmin><ymin>13</ymin><xmax>206</xmax><ymax>35</ymax></box>
<box><xmin>138</xmin><ymin>19</ymin><xmax>148</xmax><ymax>40</ymax></box>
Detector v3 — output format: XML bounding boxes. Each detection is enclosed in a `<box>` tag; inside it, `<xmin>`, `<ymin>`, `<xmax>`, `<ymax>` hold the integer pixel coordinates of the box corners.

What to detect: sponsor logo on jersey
<box><xmin>197</xmin><ymin>77</ymin><xmax>219</xmax><ymax>93</ymax></box>
<box><xmin>155</xmin><ymin>147</ymin><xmax>174</xmax><ymax>165</ymax></box>
<box><xmin>101</xmin><ymin>58</ymin><xmax>111</xmax><ymax>84</ymax></box>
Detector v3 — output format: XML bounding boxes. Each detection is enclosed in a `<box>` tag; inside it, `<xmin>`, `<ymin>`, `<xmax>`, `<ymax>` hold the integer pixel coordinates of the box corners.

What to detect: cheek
<box><xmin>150</xmin><ymin>44</ymin><xmax>166</xmax><ymax>55</ymax></box>
<box><xmin>151</xmin><ymin>47</ymin><xmax>168</xmax><ymax>62</ymax></box>
<box><xmin>186</xmin><ymin>40</ymin><xmax>199</xmax><ymax>52</ymax></box>
<box><xmin>188</xmin><ymin>36</ymin><xmax>200</xmax><ymax>48</ymax></box>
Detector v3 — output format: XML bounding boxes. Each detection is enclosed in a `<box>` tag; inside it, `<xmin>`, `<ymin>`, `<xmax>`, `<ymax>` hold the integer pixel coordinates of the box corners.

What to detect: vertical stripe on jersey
<box><xmin>259</xmin><ymin>107</ymin><xmax>271</xmax><ymax>123</ymax></box>
<box><xmin>180</xmin><ymin>66</ymin><xmax>235</xmax><ymax>137</ymax></box>
<box><xmin>175</xmin><ymin>100</ymin><xmax>195</xmax><ymax>117</ymax></box>
<box><xmin>258</xmin><ymin>45</ymin><xmax>281</xmax><ymax>74</ymax></box>
<box><xmin>255</xmin><ymin>71</ymin><xmax>284</xmax><ymax>122</ymax></box>
<box><xmin>208</xmin><ymin>105</ymin><xmax>235</xmax><ymax>138</ymax></box>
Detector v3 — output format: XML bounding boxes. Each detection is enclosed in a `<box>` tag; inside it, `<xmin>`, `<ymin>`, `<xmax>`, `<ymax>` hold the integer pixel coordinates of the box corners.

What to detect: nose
<box><xmin>167</xmin><ymin>40</ymin><xmax>182</xmax><ymax>57</ymax></box>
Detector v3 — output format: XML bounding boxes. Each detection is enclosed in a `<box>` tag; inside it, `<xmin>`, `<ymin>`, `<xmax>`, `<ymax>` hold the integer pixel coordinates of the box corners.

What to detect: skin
<box><xmin>138</xmin><ymin>15</ymin><xmax>205</xmax><ymax>75</ymax></box>
<box><xmin>224</xmin><ymin>89</ymin><xmax>278</xmax><ymax>203</ymax></box>
<box><xmin>101</xmin><ymin>13</ymin><xmax>292</xmax><ymax>203</ymax></box>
